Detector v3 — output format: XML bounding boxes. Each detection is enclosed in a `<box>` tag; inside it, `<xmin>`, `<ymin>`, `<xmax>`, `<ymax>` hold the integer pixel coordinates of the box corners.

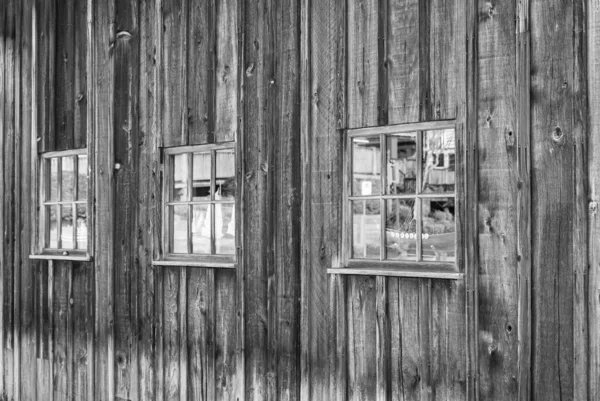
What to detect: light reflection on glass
<box><xmin>352</xmin><ymin>199</ymin><xmax>381</xmax><ymax>259</ymax></box>
<box><xmin>422</xmin><ymin>129</ymin><xmax>455</xmax><ymax>194</ymax></box>
<box><xmin>216</xmin><ymin>150</ymin><xmax>236</xmax><ymax>201</ymax></box>
<box><xmin>422</xmin><ymin>198</ymin><xmax>455</xmax><ymax>262</ymax></box>
<box><xmin>385</xmin><ymin>199</ymin><xmax>417</xmax><ymax>261</ymax></box>
<box><xmin>352</xmin><ymin>137</ymin><xmax>381</xmax><ymax>196</ymax></box>
<box><xmin>61</xmin><ymin>205</ymin><xmax>74</xmax><ymax>249</ymax></box>
<box><xmin>216</xmin><ymin>203</ymin><xmax>235</xmax><ymax>255</ymax></box>
<box><xmin>192</xmin><ymin>204</ymin><xmax>211</xmax><ymax>254</ymax></box>
<box><xmin>386</xmin><ymin>133</ymin><xmax>417</xmax><ymax>195</ymax></box>
<box><xmin>171</xmin><ymin>205</ymin><xmax>188</xmax><ymax>253</ymax></box>
<box><xmin>173</xmin><ymin>154</ymin><xmax>189</xmax><ymax>202</ymax></box>
<box><xmin>77</xmin><ymin>155</ymin><xmax>88</xmax><ymax>200</ymax></box>
<box><xmin>76</xmin><ymin>205</ymin><xmax>87</xmax><ymax>249</ymax></box>
<box><xmin>192</xmin><ymin>153</ymin><xmax>211</xmax><ymax>200</ymax></box>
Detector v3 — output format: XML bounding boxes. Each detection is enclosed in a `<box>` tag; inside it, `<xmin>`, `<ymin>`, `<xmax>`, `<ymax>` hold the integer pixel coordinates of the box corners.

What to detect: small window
<box><xmin>35</xmin><ymin>149</ymin><xmax>90</xmax><ymax>259</ymax></box>
<box><xmin>160</xmin><ymin>143</ymin><xmax>237</xmax><ymax>266</ymax></box>
<box><xmin>347</xmin><ymin>122</ymin><xmax>458</xmax><ymax>268</ymax></box>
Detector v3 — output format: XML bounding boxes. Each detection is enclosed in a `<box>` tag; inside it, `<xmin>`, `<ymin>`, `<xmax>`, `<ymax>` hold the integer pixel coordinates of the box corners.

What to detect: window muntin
<box><xmin>349</xmin><ymin>126</ymin><xmax>456</xmax><ymax>264</ymax></box>
<box><xmin>164</xmin><ymin>144</ymin><xmax>236</xmax><ymax>259</ymax></box>
<box><xmin>40</xmin><ymin>149</ymin><xmax>89</xmax><ymax>253</ymax></box>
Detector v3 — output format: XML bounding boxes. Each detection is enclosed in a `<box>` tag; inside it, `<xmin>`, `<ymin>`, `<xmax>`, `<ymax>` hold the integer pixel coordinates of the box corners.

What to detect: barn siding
<box><xmin>0</xmin><ymin>0</ymin><xmax>598</xmax><ymax>400</ymax></box>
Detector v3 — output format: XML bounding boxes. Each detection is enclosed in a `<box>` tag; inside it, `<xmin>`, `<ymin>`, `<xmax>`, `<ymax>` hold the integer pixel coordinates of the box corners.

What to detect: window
<box><xmin>160</xmin><ymin>143</ymin><xmax>237</xmax><ymax>266</ymax></box>
<box><xmin>346</xmin><ymin>122</ymin><xmax>458</xmax><ymax>269</ymax></box>
<box><xmin>34</xmin><ymin>149</ymin><xmax>90</xmax><ymax>259</ymax></box>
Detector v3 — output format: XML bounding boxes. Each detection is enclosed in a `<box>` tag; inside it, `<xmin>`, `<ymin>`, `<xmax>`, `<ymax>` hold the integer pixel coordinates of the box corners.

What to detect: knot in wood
<box><xmin>260</xmin><ymin>163</ymin><xmax>269</xmax><ymax>173</ymax></box>
<box><xmin>245</xmin><ymin>63</ymin><xmax>255</xmax><ymax>76</ymax></box>
<box><xmin>589</xmin><ymin>202</ymin><xmax>598</xmax><ymax>215</ymax></box>
<box><xmin>551</xmin><ymin>126</ymin><xmax>563</xmax><ymax>143</ymax></box>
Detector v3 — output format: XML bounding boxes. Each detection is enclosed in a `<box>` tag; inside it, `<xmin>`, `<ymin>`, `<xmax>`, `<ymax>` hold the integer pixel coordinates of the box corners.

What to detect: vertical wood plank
<box><xmin>53</xmin><ymin>262</ymin><xmax>71</xmax><ymax>401</ymax></box>
<box><xmin>347</xmin><ymin>0</ymin><xmax>378</xmax><ymax>128</ymax></box>
<box><xmin>36</xmin><ymin>262</ymin><xmax>53</xmax><ymax>401</ymax></box>
<box><xmin>114</xmin><ymin>0</ymin><xmax>140</xmax><ymax>398</ymax></box>
<box><xmin>215</xmin><ymin>270</ymin><xmax>237</xmax><ymax>400</ymax></box>
<box><xmin>347</xmin><ymin>276</ymin><xmax>376</xmax><ymax>401</ymax></box>
<box><xmin>418</xmin><ymin>279</ymin><xmax>431</xmax><ymax>401</ymax></box>
<box><xmin>329</xmin><ymin>274</ymin><xmax>347</xmax><ymax>401</ymax></box>
<box><xmin>0</xmin><ymin>0</ymin><xmax>6</xmax><ymax>391</ymax></box>
<box><xmin>530</xmin><ymin>0</ymin><xmax>575</xmax><ymax>399</ymax></box>
<box><xmin>179</xmin><ymin>268</ymin><xmax>187</xmax><ymax>401</ymax></box>
<box><xmin>387</xmin><ymin>0</ymin><xmax>419</xmax><ymax>124</ymax></box>
<box><xmin>588</xmin><ymin>1</ymin><xmax>600</xmax><ymax>400</ymax></box>
<box><xmin>375</xmin><ymin>276</ymin><xmax>390</xmax><ymax>401</ymax></box>
<box><xmin>476</xmin><ymin>0</ymin><xmax>519</xmax><ymax>399</ymax></box>
<box><xmin>398</xmin><ymin>279</ymin><xmax>421</xmax><ymax>401</ymax></box>
<box><xmin>387</xmin><ymin>278</ymin><xmax>402</xmax><ymax>401</ymax></box>
<box><xmin>163</xmin><ymin>266</ymin><xmax>180</xmax><ymax>401</ymax></box>
<box><xmin>214</xmin><ymin>0</ymin><xmax>238</xmax><ymax>143</ymax></box>
<box><xmin>55</xmin><ymin>0</ymin><xmax>75</xmax><ymax>150</ymax></box>
<box><xmin>93</xmin><ymin>0</ymin><xmax>116</xmax><ymax>399</ymax></box>
<box><xmin>186</xmin><ymin>268</ymin><xmax>207</xmax><ymax>401</ymax></box>
<box><xmin>138</xmin><ymin>0</ymin><xmax>160</xmax><ymax>398</ymax></box>
<box><xmin>161</xmin><ymin>0</ymin><xmax>188</xmax><ymax>147</ymax></box>
<box><xmin>72</xmin><ymin>263</ymin><xmax>92</xmax><ymax>401</ymax></box>
<box><xmin>186</xmin><ymin>0</ymin><xmax>209</xmax><ymax>145</ymax></box>
<box><xmin>74</xmin><ymin>0</ymin><xmax>88</xmax><ymax>149</ymax></box>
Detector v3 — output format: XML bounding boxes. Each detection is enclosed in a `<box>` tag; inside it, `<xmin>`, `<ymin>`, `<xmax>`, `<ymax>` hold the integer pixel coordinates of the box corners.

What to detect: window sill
<box><xmin>328</xmin><ymin>260</ymin><xmax>462</xmax><ymax>279</ymax></box>
<box><xmin>29</xmin><ymin>253</ymin><xmax>92</xmax><ymax>262</ymax></box>
<box><xmin>153</xmin><ymin>255</ymin><xmax>236</xmax><ymax>269</ymax></box>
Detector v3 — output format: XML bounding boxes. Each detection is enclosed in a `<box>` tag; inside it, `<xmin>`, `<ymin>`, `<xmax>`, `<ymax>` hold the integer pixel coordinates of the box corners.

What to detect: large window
<box><xmin>33</xmin><ymin>149</ymin><xmax>90</xmax><ymax>259</ymax></box>
<box><xmin>159</xmin><ymin>143</ymin><xmax>237</xmax><ymax>266</ymax></box>
<box><xmin>346</xmin><ymin>122</ymin><xmax>459</xmax><ymax>269</ymax></box>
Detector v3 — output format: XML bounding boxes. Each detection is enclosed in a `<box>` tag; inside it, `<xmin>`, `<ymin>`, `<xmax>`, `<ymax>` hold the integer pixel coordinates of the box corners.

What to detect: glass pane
<box><xmin>192</xmin><ymin>153</ymin><xmax>211</xmax><ymax>200</ymax></box>
<box><xmin>172</xmin><ymin>154</ymin><xmax>189</xmax><ymax>202</ymax></box>
<box><xmin>352</xmin><ymin>200</ymin><xmax>381</xmax><ymax>259</ymax></box>
<box><xmin>61</xmin><ymin>156</ymin><xmax>75</xmax><ymax>201</ymax></box>
<box><xmin>386</xmin><ymin>133</ymin><xmax>417</xmax><ymax>194</ymax></box>
<box><xmin>422</xmin><ymin>129</ymin><xmax>455</xmax><ymax>193</ymax></box>
<box><xmin>216</xmin><ymin>203</ymin><xmax>235</xmax><ymax>255</ymax></box>
<box><xmin>352</xmin><ymin>137</ymin><xmax>381</xmax><ymax>196</ymax></box>
<box><xmin>216</xmin><ymin>149</ymin><xmax>236</xmax><ymax>201</ymax></box>
<box><xmin>50</xmin><ymin>158</ymin><xmax>59</xmax><ymax>201</ymax></box>
<box><xmin>48</xmin><ymin>205</ymin><xmax>58</xmax><ymax>248</ymax></box>
<box><xmin>77</xmin><ymin>155</ymin><xmax>88</xmax><ymax>200</ymax></box>
<box><xmin>385</xmin><ymin>199</ymin><xmax>417</xmax><ymax>261</ymax></box>
<box><xmin>422</xmin><ymin>198</ymin><xmax>456</xmax><ymax>262</ymax></box>
<box><xmin>76</xmin><ymin>205</ymin><xmax>87</xmax><ymax>250</ymax></box>
<box><xmin>171</xmin><ymin>205</ymin><xmax>189</xmax><ymax>253</ymax></box>
<box><xmin>191</xmin><ymin>204</ymin><xmax>211</xmax><ymax>254</ymax></box>
<box><xmin>61</xmin><ymin>205</ymin><xmax>74</xmax><ymax>249</ymax></box>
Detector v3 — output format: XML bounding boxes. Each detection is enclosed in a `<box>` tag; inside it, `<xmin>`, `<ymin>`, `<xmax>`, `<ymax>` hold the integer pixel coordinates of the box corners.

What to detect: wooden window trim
<box><xmin>30</xmin><ymin>147</ymin><xmax>93</xmax><ymax>261</ymax></box>
<box><xmin>157</xmin><ymin>142</ymin><xmax>238</xmax><ymax>267</ymax></box>
<box><xmin>336</xmin><ymin>120</ymin><xmax>463</xmax><ymax>278</ymax></box>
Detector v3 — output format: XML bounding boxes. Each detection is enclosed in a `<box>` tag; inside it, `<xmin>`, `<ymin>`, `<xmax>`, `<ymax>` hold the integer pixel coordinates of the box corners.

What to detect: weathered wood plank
<box><xmin>214</xmin><ymin>0</ymin><xmax>238</xmax><ymax>143</ymax></box>
<box><xmin>73</xmin><ymin>0</ymin><xmax>87</xmax><ymax>149</ymax></box>
<box><xmin>114</xmin><ymin>1</ymin><xmax>140</xmax><ymax>397</ymax></box>
<box><xmin>530</xmin><ymin>0</ymin><xmax>575</xmax><ymax>399</ymax></box>
<box><xmin>138</xmin><ymin>0</ymin><xmax>160</xmax><ymax>398</ymax></box>
<box><xmin>418</xmin><ymin>279</ymin><xmax>431</xmax><ymax>401</ymax></box>
<box><xmin>72</xmin><ymin>263</ymin><xmax>91</xmax><ymax>401</ymax></box>
<box><xmin>215</xmin><ymin>270</ymin><xmax>237</xmax><ymax>400</ymax></box>
<box><xmin>444</xmin><ymin>280</ymin><xmax>467</xmax><ymax>400</ymax></box>
<box><xmin>186</xmin><ymin>0</ymin><xmax>209</xmax><ymax>145</ymax></box>
<box><xmin>588</xmin><ymin>1</ymin><xmax>600</xmax><ymax>400</ymax></box>
<box><xmin>161</xmin><ymin>0</ymin><xmax>188</xmax><ymax>147</ymax></box>
<box><xmin>329</xmin><ymin>274</ymin><xmax>347</xmax><ymax>401</ymax></box>
<box><xmin>398</xmin><ymin>279</ymin><xmax>420</xmax><ymax>401</ymax></box>
<box><xmin>347</xmin><ymin>0</ymin><xmax>378</xmax><ymax>128</ymax></box>
<box><xmin>476</xmin><ymin>0</ymin><xmax>519</xmax><ymax>399</ymax></box>
<box><xmin>375</xmin><ymin>276</ymin><xmax>389</xmax><ymax>401</ymax></box>
<box><xmin>54</xmin><ymin>0</ymin><xmax>75</xmax><ymax>150</ymax></box>
<box><xmin>0</xmin><ymin>0</ymin><xmax>6</xmax><ymax>391</ymax></box>
<box><xmin>387</xmin><ymin>0</ymin><xmax>419</xmax><ymax>124</ymax></box>
<box><xmin>163</xmin><ymin>266</ymin><xmax>180</xmax><ymax>401</ymax></box>
<box><xmin>93</xmin><ymin>0</ymin><xmax>116</xmax><ymax>399</ymax></box>
<box><xmin>347</xmin><ymin>276</ymin><xmax>376</xmax><ymax>401</ymax></box>
<box><xmin>53</xmin><ymin>262</ymin><xmax>71</xmax><ymax>401</ymax></box>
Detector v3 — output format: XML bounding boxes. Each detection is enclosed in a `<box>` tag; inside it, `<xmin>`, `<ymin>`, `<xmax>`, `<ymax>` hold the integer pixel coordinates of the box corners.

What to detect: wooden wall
<box><xmin>0</xmin><ymin>0</ymin><xmax>599</xmax><ymax>400</ymax></box>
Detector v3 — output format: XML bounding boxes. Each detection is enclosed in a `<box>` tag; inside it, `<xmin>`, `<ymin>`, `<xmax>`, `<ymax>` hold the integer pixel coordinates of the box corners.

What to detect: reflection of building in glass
<box><xmin>422</xmin><ymin>129</ymin><xmax>455</xmax><ymax>193</ymax></box>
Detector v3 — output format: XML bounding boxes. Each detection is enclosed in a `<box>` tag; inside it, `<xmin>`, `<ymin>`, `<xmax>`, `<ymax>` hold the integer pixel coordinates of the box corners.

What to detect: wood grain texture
<box><xmin>530</xmin><ymin>0</ymin><xmax>575</xmax><ymax>399</ymax></box>
<box><xmin>589</xmin><ymin>2</ymin><xmax>600</xmax><ymax>400</ymax></box>
<box><xmin>54</xmin><ymin>0</ymin><xmax>75</xmax><ymax>150</ymax></box>
<box><xmin>215</xmin><ymin>270</ymin><xmax>237</xmax><ymax>400</ymax></box>
<box><xmin>476</xmin><ymin>0</ymin><xmax>519</xmax><ymax>399</ymax></box>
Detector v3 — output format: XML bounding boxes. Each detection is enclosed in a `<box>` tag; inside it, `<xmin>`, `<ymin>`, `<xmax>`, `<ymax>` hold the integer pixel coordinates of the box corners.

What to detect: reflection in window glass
<box><xmin>76</xmin><ymin>205</ymin><xmax>87</xmax><ymax>249</ymax></box>
<box><xmin>352</xmin><ymin>200</ymin><xmax>381</xmax><ymax>259</ymax></box>
<box><xmin>216</xmin><ymin>149</ymin><xmax>236</xmax><ymax>201</ymax></box>
<box><xmin>48</xmin><ymin>205</ymin><xmax>58</xmax><ymax>248</ymax></box>
<box><xmin>352</xmin><ymin>137</ymin><xmax>381</xmax><ymax>196</ymax></box>
<box><xmin>62</xmin><ymin>157</ymin><xmax>75</xmax><ymax>201</ymax></box>
<box><xmin>50</xmin><ymin>158</ymin><xmax>59</xmax><ymax>201</ymax></box>
<box><xmin>422</xmin><ymin>198</ymin><xmax>455</xmax><ymax>262</ymax></box>
<box><xmin>77</xmin><ymin>156</ymin><xmax>88</xmax><ymax>199</ymax></box>
<box><xmin>173</xmin><ymin>153</ymin><xmax>189</xmax><ymax>202</ymax></box>
<box><xmin>422</xmin><ymin>129</ymin><xmax>455</xmax><ymax>193</ymax></box>
<box><xmin>385</xmin><ymin>199</ymin><xmax>417</xmax><ymax>261</ymax></box>
<box><xmin>386</xmin><ymin>133</ymin><xmax>417</xmax><ymax>195</ymax></box>
<box><xmin>216</xmin><ymin>203</ymin><xmax>235</xmax><ymax>254</ymax></box>
<box><xmin>192</xmin><ymin>204</ymin><xmax>211</xmax><ymax>254</ymax></box>
<box><xmin>171</xmin><ymin>205</ymin><xmax>188</xmax><ymax>253</ymax></box>
<box><xmin>193</xmin><ymin>153</ymin><xmax>211</xmax><ymax>200</ymax></box>
<box><xmin>61</xmin><ymin>205</ymin><xmax>74</xmax><ymax>249</ymax></box>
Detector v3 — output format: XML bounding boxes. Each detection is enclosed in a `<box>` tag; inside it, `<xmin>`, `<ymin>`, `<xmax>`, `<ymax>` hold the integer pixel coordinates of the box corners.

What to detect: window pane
<box><xmin>172</xmin><ymin>153</ymin><xmax>189</xmax><ymax>202</ymax></box>
<box><xmin>76</xmin><ymin>205</ymin><xmax>87</xmax><ymax>250</ymax></box>
<box><xmin>191</xmin><ymin>204</ymin><xmax>211</xmax><ymax>254</ymax></box>
<box><xmin>216</xmin><ymin>149</ymin><xmax>236</xmax><ymax>201</ymax></box>
<box><xmin>422</xmin><ymin>198</ymin><xmax>455</xmax><ymax>262</ymax></box>
<box><xmin>170</xmin><ymin>205</ymin><xmax>189</xmax><ymax>253</ymax></box>
<box><xmin>386</xmin><ymin>133</ymin><xmax>417</xmax><ymax>195</ymax></box>
<box><xmin>422</xmin><ymin>129</ymin><xmax>455</xmax><ymax>193</ymax></box>
<box><xmin>192</xmin><ymin>152</ymin><xmax>211</xmax><ymax>200</ymax></box>
<box><xmin>61</xmin><ymin>205</ymin><xmax>74</xmax><ymax>249</ymax></box>
<box><xmin>352</xmin><ymin>137</ymin><xmax>381</xmax><ymax>196</ymax></box>
<box><xmin>216</xmin><ymin>203</ymin><xmax>235</xmax><ymax>255</ymax></box>
<box><xmin>50</xmin><ymin>158</ymin><xmax>59</xmax><ymax>201</ymax></box>
<box><xmin>77</xmin><ymin>155</ymin><xmax>88</xmax><ymax>200</ymax></box>
<box><xmin>62</xmin><ymin>156</ymin><xmax>75</xmax><ymax>201</ymax></box>
<box><xmin>352</xmin><ymin>200</ymin><xmax>381</xmax><ymax>259</ymax></box>
<box><xmin>48</xmin><ymin>205</ymin><xmax>58</xmax><ymax>248</ymax></box>
<box><xmin>385</xmin><ymin>199</ymin><xmax>417</xmax><ymax>261</ymax></box>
